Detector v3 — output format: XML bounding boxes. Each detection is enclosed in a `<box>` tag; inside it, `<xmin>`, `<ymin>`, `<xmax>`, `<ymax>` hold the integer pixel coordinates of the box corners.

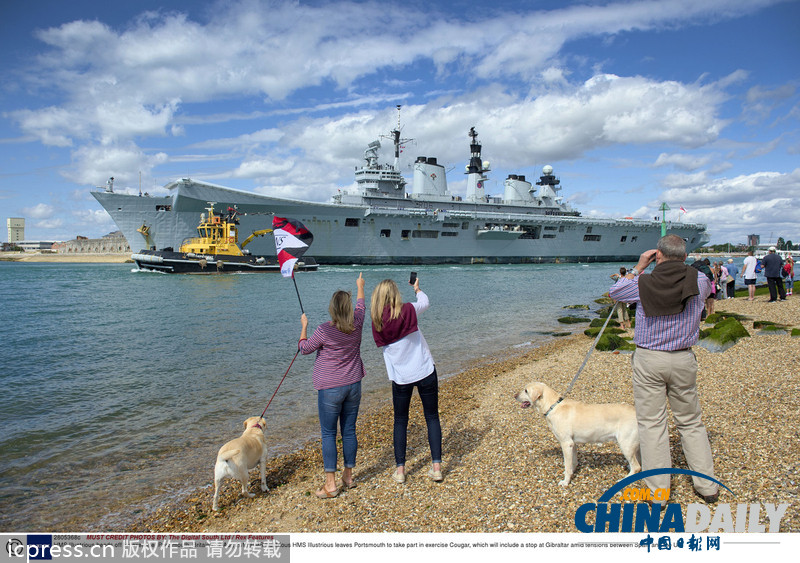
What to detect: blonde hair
<box><xmin>329</xmin><ymin>290</ymin><xmax>354</xmax><ymax>334</ymax></box>
<box><xmin>370</xmin><ymin>279</ymin><xmax>403</xmax><ymax>332</ymax></box>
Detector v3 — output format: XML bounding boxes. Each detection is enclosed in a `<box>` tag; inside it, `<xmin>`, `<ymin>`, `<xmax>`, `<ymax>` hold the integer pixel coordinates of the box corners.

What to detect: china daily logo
<box><xmin>575</xmin><ymin>469</ymin><xmax>790</xmax><ymax>533</ymax></box>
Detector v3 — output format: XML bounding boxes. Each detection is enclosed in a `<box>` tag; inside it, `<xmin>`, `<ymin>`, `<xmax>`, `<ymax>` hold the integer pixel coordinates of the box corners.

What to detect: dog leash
<box><xmin>259</xmin><ymin>349</ymin><xmax>301</xmax><ymax>419</ymax></box>
<box><xmin>560</xmin><ymin>300</ymin><xmax>620</xmax><ymax>400</ymax></box>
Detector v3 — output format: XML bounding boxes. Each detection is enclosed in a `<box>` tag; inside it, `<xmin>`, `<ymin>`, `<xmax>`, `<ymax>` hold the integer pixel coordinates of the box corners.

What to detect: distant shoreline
<box><xmin>0</xmin><ymin>252</ymin><xmax>132</xmax><ymax>263</ymax></box>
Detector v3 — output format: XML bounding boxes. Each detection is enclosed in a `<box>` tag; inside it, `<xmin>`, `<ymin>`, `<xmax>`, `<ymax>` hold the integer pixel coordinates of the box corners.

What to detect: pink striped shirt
<box><xmin>609</xmin><ymin>270</ymin><xmax>711</xmax><ymax>351</ymax></box>
<box><xmin>298</xmin><ymin>298</ymin><xmax>366</xmax><ymax>390</ymax></box>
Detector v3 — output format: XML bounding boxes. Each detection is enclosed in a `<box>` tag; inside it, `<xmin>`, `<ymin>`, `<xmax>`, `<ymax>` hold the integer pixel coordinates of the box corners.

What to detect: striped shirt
<box><xmin>298</xmin><ymin>298</ymin><xmax>366</xmax><ymax>390</ymax></box>
<box><xmin>609</xmin><ymin>270</ymin><xmax>711</xmax><ymax>351</ymax></box>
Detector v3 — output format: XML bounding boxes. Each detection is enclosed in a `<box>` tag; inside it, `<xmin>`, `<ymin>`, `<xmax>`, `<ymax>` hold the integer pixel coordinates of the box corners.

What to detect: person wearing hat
<box><xmin>724</xmin><ymin>258</ymin><xmax>738</xmax><ymax>298</ymax></box>
<box><xmin>761</xmin><ymin>246</ymin><xmax>786</xmax><ymax>302</ymax></box>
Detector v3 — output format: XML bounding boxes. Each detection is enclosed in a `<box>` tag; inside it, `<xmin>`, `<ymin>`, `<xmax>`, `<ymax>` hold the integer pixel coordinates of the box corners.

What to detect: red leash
<box><xmin>260</xmin><ymin>349</ymin><xmax>300</xmax><ymax>419</ymax></box>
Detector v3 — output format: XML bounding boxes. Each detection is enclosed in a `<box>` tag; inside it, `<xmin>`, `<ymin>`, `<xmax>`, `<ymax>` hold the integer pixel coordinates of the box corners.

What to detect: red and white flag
<box><xmin>680</xmin><ymin>206</ymin><xmax>687</xmax><ymax>213</ymax></box>
<box><xmin>272</xmin><ymin>217</ymin><xmax>313</xmax><ymax>278</ymax></box>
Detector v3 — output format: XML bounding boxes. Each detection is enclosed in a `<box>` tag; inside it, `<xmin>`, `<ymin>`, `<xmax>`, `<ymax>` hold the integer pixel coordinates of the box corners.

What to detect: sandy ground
<box><xmin>0</xmin><ymin>252</ymin><xmax>131</xmax><ymax>263</ymax></box>
<box><xmin>125</xmin><ymin>292</ymin><xmax>799</xmax><ymax>534</ymax></box>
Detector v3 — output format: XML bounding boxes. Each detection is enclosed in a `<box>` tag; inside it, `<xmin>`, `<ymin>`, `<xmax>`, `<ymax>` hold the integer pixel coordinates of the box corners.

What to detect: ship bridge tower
<box><xmin>535</xmin><ymin>165</ymin><xmax>562</xmax><ymax>206</ymax></box>
<box><xmin>352</xmin><ymin>106</ymin><xmax>412</xmax><ymax>197</ymax></box>
<box><xmin>464</xmin><ymin>127</ymin><xmax>489</xmax><ymax>202</ymax></box>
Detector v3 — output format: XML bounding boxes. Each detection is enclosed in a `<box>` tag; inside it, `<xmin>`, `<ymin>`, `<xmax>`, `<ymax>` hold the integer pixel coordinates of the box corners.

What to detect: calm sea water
<box><xmin>0</xmin><ymin>261</ymin><xmax>630</xmax><ymax>531</ymax></box>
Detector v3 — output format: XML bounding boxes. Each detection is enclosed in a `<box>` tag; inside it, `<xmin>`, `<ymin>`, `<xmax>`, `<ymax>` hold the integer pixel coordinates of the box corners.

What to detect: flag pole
<box><xmin>292</xmin><ymin>274</ymin><xmax>305</xmax><ymax>313</ymax></box>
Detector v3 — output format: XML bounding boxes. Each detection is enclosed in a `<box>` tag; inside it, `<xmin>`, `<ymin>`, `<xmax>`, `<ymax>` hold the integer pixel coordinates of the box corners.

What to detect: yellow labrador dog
<box><xmin>212</xmin><ymin>416</ymin><xmax>268</xmax><ymax>511</ymax></box>
<box><xmin>515</xmin><ymin>382</ymin><xmax>640</xmax><ymax>486</ymax></box>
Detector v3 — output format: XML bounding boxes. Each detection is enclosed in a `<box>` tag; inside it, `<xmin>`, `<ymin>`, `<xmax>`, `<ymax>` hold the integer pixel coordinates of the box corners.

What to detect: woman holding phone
<box><xmin>371</xmin><ymin>273</ymin><xmax>443</xmax><ymax>484</ymax></box>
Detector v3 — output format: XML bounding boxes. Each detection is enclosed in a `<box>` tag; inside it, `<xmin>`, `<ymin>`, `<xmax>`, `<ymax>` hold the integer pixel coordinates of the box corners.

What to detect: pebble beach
<box><xmin>128</xmin><ymin>293</ymin><xmax>799</xmax><ymax>534</ymax></box>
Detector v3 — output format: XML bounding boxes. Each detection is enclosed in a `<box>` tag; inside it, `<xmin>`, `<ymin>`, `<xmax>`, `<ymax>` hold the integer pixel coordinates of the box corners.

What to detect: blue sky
<box><xmin>2</xmin><ymin>0</ymin><xmax>798</xmax><ymax>245</ymax></box>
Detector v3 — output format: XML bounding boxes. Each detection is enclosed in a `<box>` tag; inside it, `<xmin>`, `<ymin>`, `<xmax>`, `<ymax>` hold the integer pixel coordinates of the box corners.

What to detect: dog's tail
<box><xmin>218</xmin><ymin>449</ymin><xmax>241</xmax><ymax>463</ymax></box>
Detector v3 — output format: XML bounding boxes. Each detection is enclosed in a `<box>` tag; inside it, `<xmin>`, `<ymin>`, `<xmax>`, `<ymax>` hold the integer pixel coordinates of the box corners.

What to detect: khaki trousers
<box><xmin>631</xmin><ymin>347</ymin><xmax>717</xmax><ymax>496</ymax></box>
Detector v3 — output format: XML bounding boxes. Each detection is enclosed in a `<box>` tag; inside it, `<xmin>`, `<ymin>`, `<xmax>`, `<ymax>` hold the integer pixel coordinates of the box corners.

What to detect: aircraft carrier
<box><xmin>92</xmin><ymin>115</ymin><xmax>708</xmax><ymax>265</ymax></box>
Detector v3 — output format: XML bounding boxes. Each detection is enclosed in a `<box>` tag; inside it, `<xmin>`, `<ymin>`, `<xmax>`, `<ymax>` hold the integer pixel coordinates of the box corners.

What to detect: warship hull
<box><xmin>93</xmin><ymin>181</ymin><xmax>708</xmax><ymax>265</ymax></box>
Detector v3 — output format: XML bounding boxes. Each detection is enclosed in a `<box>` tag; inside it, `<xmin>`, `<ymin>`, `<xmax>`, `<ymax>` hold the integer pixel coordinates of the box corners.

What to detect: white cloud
<box><xmin>654</xmin><ymin>153</ymin><xmax>714</xmax><ymax>171</ymax></box>
<box><xmin>11</xmin><ymin>0</ymin><xmax>773</xmax><ymax>149</ymax></box>
<box><xmin>231</xmin><ymin>157</ymin><xmax>296</xmax><ymax>180</ymax></box>
<box><xmin>63</xmin><ymin>144</ymin><xmax>168</xmax><ymax>187</ymax></box>
<box><xmin>635</xmin><ymin>168</ymin><xmax>800</xmax><ymax>242</ymax></box>
<box><xmin>190</xmin><ymin>129</ymin><xmax>284</xmax><ymax>150</ymax></box>
<box><xmin>22</xmin><ymin>203</ymin><xmax>55</xmax><ymax>219</ymax></box>
<box><xmin>34</xmin><ymin>218</ymin><xmax>64</xmax><ymax>230</ymax></box>
<box><xmin>277</xmin><ymin>75</ymin><xmax>728</xmax><ymax>180</ymax></box>
<box><xmin>72</xmin><ymin>209</ymin><xmax>116</xmax><ymax>227</ymax></box>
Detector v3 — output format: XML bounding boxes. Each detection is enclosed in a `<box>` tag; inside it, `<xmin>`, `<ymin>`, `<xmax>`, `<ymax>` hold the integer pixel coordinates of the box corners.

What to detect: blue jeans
<box><xmin>391</xmin><ymin>368</ymin><xmax>442</xmax><ymax>466</ymax></box>
<box><xmin>317</xmin><ymin>381</ymin><xmax>361</xmax><ymax>473</ymax></box>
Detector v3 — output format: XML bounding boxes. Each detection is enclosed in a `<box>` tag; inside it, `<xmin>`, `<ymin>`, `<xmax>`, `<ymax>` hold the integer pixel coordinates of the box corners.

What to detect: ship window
<box><xmin>442</xmin><ymin>222</ymin><xmax>460</xmax><ymax>228</ymax></box>
<box><xmin>631</xmin><ymin>236</ymin><xmax>638</xmax><ymax>242</ymax></box>
<box><xmin>345</xmin><ymin>218</ymin><xmax>360</xmax><ymax>227</ymax></box>
<box><xmin>462</xmin><ymin>222</ymin><xmax>470</xmax><ymax>230</ymax></box>
<box><xmin>559</xmin><ymin>226</ymin><xmax>565</xmax><ymax>232</ymax></box>
<box><xmin>380</xmin><ymin>229</ymin><xmax>391</xmax><ymax>238</ymax></box>
<box><xmin>586</xmin><ymin>226</ymin><xmax>593</xmax><ymax>234</ymax></box>
<box><xmin>584</xmin><ymin>234</ymin><xmax>602</xmax><ymax>242</ymax></box>
<box><xmin>620</xmin><ymin>236</ymin><xmax>627</xmax><ymax>242</ymax></box>
<box><xmin>544</xmin><ymin>226</ymin><xmax>558</xmax><ymax>231</ymax></box>
<box><xmin>401</xmin><ymin>230</ymin><xmax>411</xmax><ymax>240</ymax></box>
<box><xmin>156</xmin><ymin>205</ymin><xmax>172</xmax><ymax>211</ymax></box>
<box><xmin>543</xmin><ymin>234</ymin><xmax>557</xmax><ymax>239</ymax></box>
<box><xmin>441</xmin><ymin>232</ymin><xmax>458</xmax><ymax>237</ymax></box>
<box><xmin>411</xmin><ymin>230</ymin><xmax>439</xmax><ymax>239</ymax></box>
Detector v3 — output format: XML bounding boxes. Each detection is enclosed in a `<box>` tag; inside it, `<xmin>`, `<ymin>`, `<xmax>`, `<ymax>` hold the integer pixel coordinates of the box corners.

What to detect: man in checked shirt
<box><xmin>610</xmin><ymin>234</ymin><xmax>719</xmax><ymax>505</ymax></box>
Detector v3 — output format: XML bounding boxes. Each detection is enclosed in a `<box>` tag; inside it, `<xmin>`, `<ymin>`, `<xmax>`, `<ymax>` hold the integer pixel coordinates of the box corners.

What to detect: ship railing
<box><xmin>361</xmin><ymin>205</ymin><xmax>706</xmax><ymax>230</ymax></box>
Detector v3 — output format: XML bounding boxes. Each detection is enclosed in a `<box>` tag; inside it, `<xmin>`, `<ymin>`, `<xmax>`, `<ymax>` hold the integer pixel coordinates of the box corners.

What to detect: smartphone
<box><xmin>409</xmin><ymin>271</ymin><xmax>417</xmax><ymax>285</ymax></box>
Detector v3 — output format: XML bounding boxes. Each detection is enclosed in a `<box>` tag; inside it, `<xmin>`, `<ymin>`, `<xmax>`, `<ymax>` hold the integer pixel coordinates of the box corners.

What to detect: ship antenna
<box><xmin>381</xmin><ymin>105</ymin><xmax>413</xmax><ymax>171</ymax></box>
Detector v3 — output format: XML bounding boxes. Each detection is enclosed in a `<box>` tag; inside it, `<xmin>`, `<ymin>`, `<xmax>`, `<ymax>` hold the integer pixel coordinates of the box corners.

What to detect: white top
<box><xmin>743</xmin><ymin>255</ymin><xmax>757</xmax><ymax>279</ymax></box>
<box><xmin>381</xmin><ymin>291</ymin><xmax>435</xmax><ymax>385</ymax></box>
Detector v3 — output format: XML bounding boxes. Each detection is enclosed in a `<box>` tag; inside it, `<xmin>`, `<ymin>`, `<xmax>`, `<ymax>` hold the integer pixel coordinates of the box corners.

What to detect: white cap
<box><xmin>769</xmin><ymin>246</ymin><xmax>777</xmax><ymax>251</ymax></box>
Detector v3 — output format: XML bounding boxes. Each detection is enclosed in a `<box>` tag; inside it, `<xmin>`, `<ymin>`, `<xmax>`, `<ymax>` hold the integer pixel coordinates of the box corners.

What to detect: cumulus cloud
<box><xmin>234</xmin><ymin>75</ymin><xmax>729</xmax><ymax>201</ymax></box>
<box><xmin>638</xmin><ymin>168</ymin><xmax>800</xmax><ymax>243</ymax></box>
<box><xmin>22</xmin><ymin>203</ymin><xmax>55</xmax><ymax>219</ymax></box>
<box><xmin>10</xmin><ymin>0</ymin><xmax>771</xmax><ymax>148</ymax></box>
<box><xmin>654</xmin><ymin>153</ymin><xmax>714</xmax><ymax>171</ymax></box>
<box><xmin>34</xmin><ymin>218</ymin><xmax>64</xmax><ymax>230</ymax></box>
<box><xmin>62</xmin><ymin>144</ymin><xmax>168</xmax><ymax>187</ymax></box>
<box><xmin>72</xmin><ymin>209</ymin><xmax>116</xmax><ymax>227</ymax></box>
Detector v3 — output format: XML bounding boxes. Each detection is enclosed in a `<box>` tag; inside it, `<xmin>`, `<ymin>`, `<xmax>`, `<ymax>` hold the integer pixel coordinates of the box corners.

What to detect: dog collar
<box><xmin>253</xmin><ymin>423</ymin><xmax>263</xmax><ymax>430</ymax></box>
<box><xmin>543</xmin><ymin>397</ymin><xmax>564</xmax><ymax>418</ymax></box>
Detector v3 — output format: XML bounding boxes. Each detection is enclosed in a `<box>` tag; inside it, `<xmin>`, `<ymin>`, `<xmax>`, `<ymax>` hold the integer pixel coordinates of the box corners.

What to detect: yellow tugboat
<box><xmin>131</xmin><ymin>203</ymin><xmax>318</xmax><ymax>274</ymax></box>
